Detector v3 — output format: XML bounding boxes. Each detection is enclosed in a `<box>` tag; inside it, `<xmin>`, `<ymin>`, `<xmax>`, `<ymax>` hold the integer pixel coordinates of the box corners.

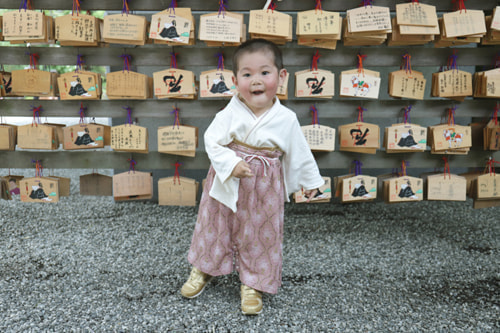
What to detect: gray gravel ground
<box><xmin>0</xmin><ymin>169</ymin><xmax>498</xmax><ymax>332</ymax></box>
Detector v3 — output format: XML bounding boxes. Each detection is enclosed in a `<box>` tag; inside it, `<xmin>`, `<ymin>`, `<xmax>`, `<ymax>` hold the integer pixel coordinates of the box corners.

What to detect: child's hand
<box><xmin>231</xmin><ymin>161</ymin><xmax>254</xmax><ymax>178</ymax></box>
<box><xmin>304</xmin><ymin>188</ymin><xmax>318</xmax><ymax>203</ymax></box>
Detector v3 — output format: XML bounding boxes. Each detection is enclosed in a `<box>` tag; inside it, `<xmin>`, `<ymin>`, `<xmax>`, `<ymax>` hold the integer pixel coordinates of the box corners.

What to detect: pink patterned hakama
<box><xmin>187</xmin><ymin>142</ymin><xmax>284</xmax><ymax>294</ymax></box>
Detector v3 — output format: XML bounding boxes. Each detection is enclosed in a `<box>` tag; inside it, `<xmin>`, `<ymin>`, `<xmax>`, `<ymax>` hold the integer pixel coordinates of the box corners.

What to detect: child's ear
<box><xmin>278</xmin><ymin>68</ymin><xmax>287</xmax><ymax>86</ymax></box>
<box><xmin>232</xmin><ymin>75</ymin><xmax>239</xmax><ymax>90</ymax></box>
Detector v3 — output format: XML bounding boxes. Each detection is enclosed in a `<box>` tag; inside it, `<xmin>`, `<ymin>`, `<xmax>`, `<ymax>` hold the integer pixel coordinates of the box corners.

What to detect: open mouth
<box><xmin>252</xmin><ymin>90</ymin><xmax>264</xmax><ymax>95</ymax></box>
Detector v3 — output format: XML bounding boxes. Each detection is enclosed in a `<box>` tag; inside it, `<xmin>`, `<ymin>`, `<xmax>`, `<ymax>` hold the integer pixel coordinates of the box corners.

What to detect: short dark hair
<box><xmin>232</xmin><ymin>39</ymin><xmax>283</xmax><ymax>76</ymax></box>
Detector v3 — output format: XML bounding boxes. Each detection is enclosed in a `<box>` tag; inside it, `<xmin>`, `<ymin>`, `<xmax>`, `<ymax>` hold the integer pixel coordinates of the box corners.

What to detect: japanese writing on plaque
<box><xmin>199</xmin><ymin>14</ymin><xmax>241</xmax><ymax>43</ymax></box>
<box><xmin>438</xmin><ymin>70</ymin><xmax>472</xmax><ymax>97</ymax></box>
<box><xmin>111</xmin><ymin>125</ymin><xmax>147</xmax><ymax>151</ymax></box>
<box><xmin>301</xmin><ymin>125</ymin><xmax>335</xmax><ymax>151</ymax></box>
<box><xmin>2</xmin><ymin>10</ymin><xmax>43</xmax><ymax>37</ymax></box>
<box><xmin>159</xmin><ymin>126</ymin><xmax>196</xmax><ymax>152</ymax></box>
<box><xmin>249</xmin><ymin>10</ymin><xmax>290</xmax><ymax>38</ymax></box>
<box><xmin>297</xmin><ymin>10</ymin><xmax>340</xmax><ymax>35</ymax></box>
<box><xmin>348</xmin><ymin>6</ymin><xmax>391</xmax><ymax>33</ymax></box>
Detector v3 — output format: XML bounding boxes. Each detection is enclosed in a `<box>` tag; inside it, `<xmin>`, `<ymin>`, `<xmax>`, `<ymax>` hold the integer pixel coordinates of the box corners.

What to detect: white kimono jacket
<box><xmin>205</xmin><ymin>95</ymin><xmax>325</xmax><ymax>212</ymax></box>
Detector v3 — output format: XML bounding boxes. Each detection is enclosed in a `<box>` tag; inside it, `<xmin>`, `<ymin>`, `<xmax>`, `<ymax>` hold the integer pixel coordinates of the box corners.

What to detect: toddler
<box><xmin>181</xmin><ymin>39</ymin><xmax>324</xmax><ymax>315</ymax></box>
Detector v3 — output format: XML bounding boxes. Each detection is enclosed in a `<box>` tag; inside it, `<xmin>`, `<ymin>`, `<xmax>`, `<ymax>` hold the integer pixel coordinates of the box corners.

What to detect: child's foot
<box><xmin>240</xmin><ymin>284</ymin><xmax>263</xmax><ymax>315</ymax></box>
<box><xmin>180</xmin><ymin>267</ymin><xmax>212</xmax><ymax>298</ymax></box>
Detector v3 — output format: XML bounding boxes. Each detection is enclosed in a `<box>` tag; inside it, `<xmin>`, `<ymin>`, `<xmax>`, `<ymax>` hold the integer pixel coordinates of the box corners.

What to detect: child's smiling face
<box><xmin>233</xmin><ymin>50</ymin><xmax>286</xmax><ymax>117</ymax></box>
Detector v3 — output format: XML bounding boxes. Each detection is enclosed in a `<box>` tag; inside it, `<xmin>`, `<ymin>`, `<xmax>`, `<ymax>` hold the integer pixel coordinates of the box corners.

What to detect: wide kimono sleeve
<box><xmin>204</xmin><ymin>109</ymin><xmax>244</xmax><ymax>212</ymax></box>
<box><xmin>281</xmin><ymin>114</ymin><xmax>324</xmax><ymax>197</ymax></box>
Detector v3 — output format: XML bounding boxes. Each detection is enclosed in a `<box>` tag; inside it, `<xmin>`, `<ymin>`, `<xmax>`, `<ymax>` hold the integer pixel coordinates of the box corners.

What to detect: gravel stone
<box><xmin>0</xmin><ymin>169</ymin><xmax>498</xmax><ymax>331</ymax></box>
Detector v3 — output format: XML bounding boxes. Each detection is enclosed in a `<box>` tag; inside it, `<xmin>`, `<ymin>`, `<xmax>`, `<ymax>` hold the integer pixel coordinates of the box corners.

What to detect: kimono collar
<box><xmin>235</xmin><ymin>94</ymin><xmax>280</xmax><ymax>120</ymax></box>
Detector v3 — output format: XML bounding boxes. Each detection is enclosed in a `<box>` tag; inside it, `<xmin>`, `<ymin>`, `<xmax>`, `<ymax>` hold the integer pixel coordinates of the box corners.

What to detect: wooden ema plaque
<box><xmin>103</xmin><ymin>14</ymin><xmax>147</xmax><ymax>45</ymax></box>
<box><xmin>474</xmin><ymin>173</ymin><xmax>500</xmax><ymax>200</ymax></box>
<box><xmin>199</xmin><ymin>12</ymin><xmax>243</xmax><ymax>45</ymax></box>
<box><xmin>301</xmin><ymin>125</ymin><xmax>335</xmax><ymax>152</ymax></box>
<box><xmin>11</xmin><ymin>69</ymin><xmax>54</xmax><ymax>96</ymax></box>
<box><xmin>341</xmin><ymin>175</ymin><xmax>377</xmax><ymax>202</ymax></box>
<box><xmin>58</xmin><ymin>71</ymin><xmax>101</xmax><ymax>100</ymax></box>
<box><xmin>80</xmin><ymin>173</ymin><xmax>112</xmax><ymax>196</ymax></box>
<box><xmin>158</xmin><ymin>176</ymin><xmax>199</xmax><ymax>206</ymax></box>
<box><xmin>385</xmin><ymin>123</ymin><xmax>427</xmax><ymax>153</ymax></box>
<box><xmin>432</xmin><ymin>70</ymin><xmax>472</xmax><ymax>100</ymax></box>
<box><xmin>199</xmin><ymin>69</ymin><xmax>236</xmax><ymax>98</ymax></box>
<box><xmin>150</xmin><ymin>8</ymin><xmax>193</xmax><ymax>45</ymax></box>
<box><xmin>111</xmin><ymin>124</ymin><xmax>148</xmax><ymax>153</ymax></box>
<box><xmin>2</xmin><ymin>10</ymin><xmax>44</xmax><ymax>38</ymax></box>
<box><xmin>383</xmin><ymin>176</ymin><xmax>423</xmax><ymax>203</ymax></box>
<box><xmin>339</xmin><ymin>122</ymin><xmax>380</xmax><ymax>154</ymax></box>
<box><xmin>0</xmin><ymin>124</ymin><xmax>17</xmax><ymax>151</ymax></box>
<box><xmin>339</xmin><ymin>69</ymin><xmax>381</xmax><ymax>99</ymax></box>
<box><xmin>20</xmin><ymin>177</ymin><xmax>59</xmax><ymax>203</ymax></box>
<box><xmin>153</xmin><ymin>68</ymin><xmax>196</xmax><ymax>99</ymax></box>
<box><xmin>347</xmin><ymin>6</ymin><xmax>392</xmax><ymax>34</ymax></box>
<box><xmin>113</xmin><ymin>171</ymin><xmax>153</xmax><ymax>201</ymax></box>
<box><xmin>294</xmin><ymin>177</ymin><xmax>331</xmax><ymax>203</ymax></box>
<box><xmin>158</xmin><ymin>125</ymin><xmax>198</xmax><ymax>157</ymax></box>
<box><xmin>295</xmin><ymin>69</ymin><xmax>334</xmax><ymax>98</ymax></box>
<box><xmin>388</xmin><ymin>69</ymin><xmax>426</xmax><ymax>100</ymax></box>
<box><xmin>17</xmin><ymin>124</ymin><xmax>57</xmax><ymax>150</ymax></box>
<box><xmin>107</xmin><ymin>71</ymin><xmax>151</xmax><ymax>99</ymax></box>
<box><xmin>425</xmin><ymin>173</ymin><xmax>467</xmax><ymax>201</ymax></box>
<box><xmin>63</xmin><ymin>123</ymin><xmax>105</xmax><ymax>150</ymax></box>
<box><xmin>430</xmin><ymin>124</ymin><xmax>472</xmax><ymax>153</ymax></box>
<box><xmin>248</xmin><ymin>9</ymin><xmax>292</xmax><ymax>43</ymax></box>
<box><xmin>55</xmin><ymin>14</ymin><xmax>101</xmax><ymax>46</ymax></box>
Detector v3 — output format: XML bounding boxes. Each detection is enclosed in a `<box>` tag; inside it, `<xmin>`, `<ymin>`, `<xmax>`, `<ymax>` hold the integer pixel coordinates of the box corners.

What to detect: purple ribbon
<box><xmin>123</xmin><ymin>106</ymin><xmax>132</xmax><ymax>125</ymax></box>
<box><xmin>169</xmin><ymin>0</ymin><xmax>177</xmax><ymax>13</ymax></box>
<box><xmin>404</xmin><ymin>105</ymin><xmax>412</xmax><ymax>124</ymax></box>
<box><xmin>216</xmin><ymin>52</ymin><xmax>224</xmax><ymax>71</ymax></box>
<box><xmin>76</xmin><ymin>54</ymin><xmax>84</xmax><ymax>72</ymax></box>
<box><xmin>128</xmin><ymin>158</ymin><xmax>136</xmax><ymax>173</ymax></box>
<box><xmin>449</xmin><ymin>105</ymin><xmax>457</xmax><ymax>125</ymax></box>
<box><xmin>218</xmin><ymin>0</ymin><xmax>226</xmax><ymax>17</ymax></box>
<box><xmin>122</xmin><ymin>0</ymin><xmax>129</xmax><ymax>15</ymax></box>
<box><xmin>31</xmin><ymin>159</ymin><xmax>43</xmax><ymax>178</ymax></box>
<box><xmin>361</xmin><ymin>0</ymin><xmax>373</xmax><ymax>7</ymax></box>
<box><xmin>354</xmin><ymin>160</ymin><xmax>363</xmax><ymax>176</ymax></box>
<box><xmin>19</xmin><ymin>0</ymin><xmax>28</xmax><ymax>11</ymax></box>
<box><xmin>121</xmin><ymin>54</ymin><xmax>131</xmax><ymax>72</ymax></box>
<box><xmin>31</xmin><ymin>105</ymin><xmax>42</xmax><ymax>126</ymax></box>
<box><xmin>357</xmin><ymin>106</ymin><xmax>366</xmax><ymax>122</ymax></box>
<box><xmin>448</xmin><ymin>54</ymin><xmax>458</xmax><ymax>71</ymax></box>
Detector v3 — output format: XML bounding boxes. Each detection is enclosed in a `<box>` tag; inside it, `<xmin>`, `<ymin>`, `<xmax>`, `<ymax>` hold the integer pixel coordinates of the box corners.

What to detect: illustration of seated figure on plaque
<box><xmin>200</xmin><ymin>53</ymin><xmax>236</xmax><ymax>98</ymax></box>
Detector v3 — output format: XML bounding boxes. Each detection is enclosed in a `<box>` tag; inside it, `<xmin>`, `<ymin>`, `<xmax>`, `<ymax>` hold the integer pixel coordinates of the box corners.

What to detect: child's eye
<box><xmin>262</xmin><ymin>71</ymin><xmax>270</xmax><ymax>75</ymax></box>
<box><xmin>242</xmin><ymin>73</ymin><xmax>250</xmax><ymax>78</ymax></box>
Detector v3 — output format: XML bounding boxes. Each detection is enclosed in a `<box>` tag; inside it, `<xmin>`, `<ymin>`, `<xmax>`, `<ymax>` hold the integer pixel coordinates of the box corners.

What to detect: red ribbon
<box><xmin>357</xmin><ymin>106</ymin><xmax>366</xmax><ymax>122</ymax></box>
<box><xmin>315</xmin><ymin>0</ymin><xmax>322</xmax><ymax>12</ymax></box>
<box><xmin>170</xmin><ymin>52</ymin><xmax>178</xmax><ymax>69</ymax></box>
<box><xmin>401</xmin><ymin>160</ymin><xmax>409</xmax><ymax>176</ymax></box>
<box><xmin>121</xmin><ymin>54</ymin><xmax>131</xmax><ymax>72</ymax></box>
<box><xmin>402</xmin><ymin>53</ymin><xmax>412</xmax><ymax>74</ymax></box>
<box><xmin>493</xmin><ymin>103</ymin><xmax>499</xmax><ymax>126</ymax></box>
<box><xmin>453</xmin><ymin>0</ymin><xmax>467</xmax><ymax>12</ymax></box>
<box><xmin>79</xmin><ymin>103</ymin><xmax>87</xmax><ymax>124</ymax></box>
<box><xmin>29</xmin><ymin>53</ymin><xmax>39</xmax><ymax>70</ymax></box>
<box><xmin>73</xmin><ymin>0</ymin><xmax>81</xmax><ymax>16</ymax></box>
<box><xmin>267</xmin><ymin>0</ymin><xmax>277</xmax><ymax>12</ymax></box>
<box><xmin>174</xmin><ymin>161</ymin><xmax>182</xmax><ymax>184</ymax></box>
<box><xmin>357</xmin><ymin>53</ymin><xmax>367</xmax><ymax>76</ymax></box>
<box><xmin>31</xmin><ymin>105</ymin><xmax>42</xmax><ymax>127</ymax></box>
<box><xmin>310</xmin><ymin>105</ymin><xmax>319</xmax><ymax>126</ymax></box>
<box><xmin>32</xmin><ymin>160</ymin><xmax>43</xmax><ymax>178</ymax></box>
<box><xmin>486</xmin><ymin>157</ymin><xmax>500</xmax><ymax>175</ymax></box>
<box><xmin>311</xmin><ymin>50</ymin><xmax>321</xmax><ymax>71</ymax></box>
<box><xmin>442</xmin><ymin>157</ymin><xmax>451</xmax><ymax>179</ymax></box>
<box><xmin>447</xmin><ymin>106</ymin><xmax>456</xmax><ymax>126</ymax></box>
<box><xmin>447</xmin><ymin>52</ymin><xmax>458</xmax><ymax>71</ymax></box>
<box><xmin>170</xmin><ymin>106</ymin><xmax>180</xmax><ymax>129</ymax></box>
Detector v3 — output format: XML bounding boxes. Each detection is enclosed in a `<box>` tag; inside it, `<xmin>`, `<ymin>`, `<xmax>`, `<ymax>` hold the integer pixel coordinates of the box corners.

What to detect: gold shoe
<box><xmin>241</xmin><ymin>284</ymin><xmax>263</xmax><ymax>315</ymax></box>
<box><xmin>181</xmin><ymin>267</ymin><xmax>212</xmax><ymax>299</ymax></box>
